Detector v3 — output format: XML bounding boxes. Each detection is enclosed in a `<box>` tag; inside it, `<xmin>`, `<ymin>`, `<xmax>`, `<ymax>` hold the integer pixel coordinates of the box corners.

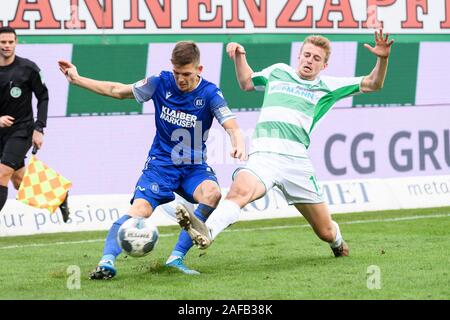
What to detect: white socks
<box><xmin>206</xmin><ymin>199</ymin><xmax>241</xmax><ymax>240</ymax></box>
<box><xmin>330</xmin><ymin>220</ymin><xmax>343</xmax><ymax>248</ymax></box>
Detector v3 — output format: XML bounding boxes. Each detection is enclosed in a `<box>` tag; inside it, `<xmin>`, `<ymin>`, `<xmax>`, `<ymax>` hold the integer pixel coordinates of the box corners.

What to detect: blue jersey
<box><xmin>132</xmin><ymin>71</ymin><xmax>235</xmax><ymax>166</ymax></box>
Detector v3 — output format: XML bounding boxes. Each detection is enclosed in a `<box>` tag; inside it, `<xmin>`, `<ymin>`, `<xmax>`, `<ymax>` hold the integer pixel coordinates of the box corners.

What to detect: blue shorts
<box><xmin>131</xmin><ymin>163</ymin><xmax>218</xmax><ymax>210</ymax></box>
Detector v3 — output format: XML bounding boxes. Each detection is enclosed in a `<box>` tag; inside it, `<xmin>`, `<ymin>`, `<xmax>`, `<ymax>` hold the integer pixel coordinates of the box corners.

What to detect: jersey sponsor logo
<box><xmin>10</xmin><ymin>87</ymin><xmax>22</xmax><ymax>98</ymax></box>
<box><xmin>160</xmin><ymin>105</ymin><xmax>197</xmax><ymax>128</ymax></box>
<box><xmin>194</xmin><ymin>97</ymin><xmax>204</xmax><ymax>108</ymax></box>
<box><xmin>268</xmin><ymin>82</ymin><xmax>319</xmax><ymax>104</ymax></box>
<box><xmin>165</xmin><ymin>91</ymin><xmax>173</xmax><ymax>99</ymax></box>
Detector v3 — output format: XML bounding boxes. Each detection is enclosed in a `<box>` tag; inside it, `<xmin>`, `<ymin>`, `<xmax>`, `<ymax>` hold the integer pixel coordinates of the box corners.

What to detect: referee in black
<box><xmin>0</xmin><ymin>27</ymin><xmax>70</xmax><ymax>222</ymax></box>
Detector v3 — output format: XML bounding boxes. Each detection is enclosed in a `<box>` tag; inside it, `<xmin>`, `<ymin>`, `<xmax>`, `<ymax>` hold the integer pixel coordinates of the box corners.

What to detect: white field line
<box><xmin>230</xmin><ymin>213</ymin><xmax>450</xmax><ymax>233</ymax></box>
<box><xmin>1</xmin><ymin>213</ymin><xmax>449</xmax><ymax>250</ymax></box>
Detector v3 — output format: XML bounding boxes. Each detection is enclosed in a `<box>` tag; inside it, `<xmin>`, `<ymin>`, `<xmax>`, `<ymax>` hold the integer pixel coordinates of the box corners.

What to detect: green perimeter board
<box><xmin>67</xmin><ymin>45</ymin><xmax>147</xmax><ymax>115</ymax></box>
<box><xmin>353</xmin><ymin>42</ymin><xmax>419</xmax><ymax>107</ymax></box>
<box><xmin>20</xmin><ymin>34</ymin><xmax>450</xmax><ymax>45</ymax></box>
<box><xmin>220</xmin><ymin>43</ymin><xmax>291</xmax><ymax>110</ymax></box>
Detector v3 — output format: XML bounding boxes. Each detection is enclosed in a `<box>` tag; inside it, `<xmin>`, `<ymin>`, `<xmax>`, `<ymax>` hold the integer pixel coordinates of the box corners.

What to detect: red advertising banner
<box><xmin>0</xmin><ymin>0</ymin><xmax>449</xmax><ymax>35</ymax></box>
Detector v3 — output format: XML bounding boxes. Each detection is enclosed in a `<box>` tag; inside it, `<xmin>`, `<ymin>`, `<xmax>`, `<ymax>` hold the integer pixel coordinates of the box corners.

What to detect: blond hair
<box><xmin>302</xmin><ymin>35</ymin><xmax>331</xmax><ymax>63</ymax></box>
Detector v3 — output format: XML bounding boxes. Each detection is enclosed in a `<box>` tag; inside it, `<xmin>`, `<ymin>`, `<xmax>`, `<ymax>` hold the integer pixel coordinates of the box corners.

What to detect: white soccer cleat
<box><xmin>158</xmin><ymin>197</ymin><xmax>196</xmax><ymax>222</ymax></box>
<box><xmin>175</xmin><ymin>203</ymin><xmax>212</xmax><ymax>249</ymax></box>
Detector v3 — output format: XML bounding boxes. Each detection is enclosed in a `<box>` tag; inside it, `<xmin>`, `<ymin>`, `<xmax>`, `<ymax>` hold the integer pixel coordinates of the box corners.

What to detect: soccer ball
<box><xmin>117</xmin><ymin>217</ymin><xmax>159</xmax><ymax>257</ymax></box>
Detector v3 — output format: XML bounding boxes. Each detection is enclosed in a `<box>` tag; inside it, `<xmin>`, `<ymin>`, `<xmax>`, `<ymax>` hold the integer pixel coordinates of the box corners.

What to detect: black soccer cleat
<box><xmin>332</xmin><ymin>240</ymin><xmax>349</xmax><ymax>257</ymax></box>
<box><xmin>89</xmin><ymin>261</ymin><xmax>117</xmax><ymax>280</ymax></box>
<box><xmin>59</xmin><ymin>193</ymin><xmax>71</xmax><ymax>223</ymax></box>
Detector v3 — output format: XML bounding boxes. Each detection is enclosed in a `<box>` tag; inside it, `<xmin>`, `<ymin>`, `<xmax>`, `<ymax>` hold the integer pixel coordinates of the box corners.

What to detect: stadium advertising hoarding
<box><xmin>14</xmin><ymin>41</ymin><xmax>450</xmax><ymax>117</ymax></box>
<box><xmin>1</xmin><ymin>106</ymin><xmax>449</xmax><ymax>236</ymax></box>
<box><xmin>2</xmin><ymin>175</ymin><xmax>450</xmax><ymax>236</ymax></box>
<box><xmin>1</xmin><ymin>0</ymin><xmax>450</xmax><ymax>35</ymax></box>
<box><xmin>1</xmin><ymin>2</ymin><xmax>448</xmax><ymax>235</ymax></box>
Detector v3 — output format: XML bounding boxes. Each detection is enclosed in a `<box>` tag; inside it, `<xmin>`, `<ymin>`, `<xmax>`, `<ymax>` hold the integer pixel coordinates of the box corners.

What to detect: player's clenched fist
<box><xmin>226</xmin><ymin>42</ymin><xmax>246</xmax><ymax>60</ymax></box>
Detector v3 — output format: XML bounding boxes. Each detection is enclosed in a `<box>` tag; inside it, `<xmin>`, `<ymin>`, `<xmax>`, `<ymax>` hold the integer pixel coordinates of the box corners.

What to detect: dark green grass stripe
<box><xmin>353</xmin><ymin>43</ymin><xmax>419</xmax><ymax>107</ymax></box>
<box><xmin>220</xmin><ymin>43</ymin><xmax>291</xmax><ymax>110</ymax></box>
<box><xmin>67</xmin><ymin>45</ymin><xmax>147</xmax><ymax>115</ymax></box>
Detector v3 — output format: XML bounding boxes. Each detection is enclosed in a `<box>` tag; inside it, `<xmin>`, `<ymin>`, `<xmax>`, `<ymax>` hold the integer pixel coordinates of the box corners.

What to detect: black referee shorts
<box><xmin>0</xmin><ymin>125</ymin><xmax>33</xmax><ymax>170</ymax></box>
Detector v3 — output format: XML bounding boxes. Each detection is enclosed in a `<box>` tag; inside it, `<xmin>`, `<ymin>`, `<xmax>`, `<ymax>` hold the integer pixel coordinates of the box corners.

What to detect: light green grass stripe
<box><xmin>254</xmin><ymin>121</ymin><xmax>310</xmax><ymax>147</ymax></box>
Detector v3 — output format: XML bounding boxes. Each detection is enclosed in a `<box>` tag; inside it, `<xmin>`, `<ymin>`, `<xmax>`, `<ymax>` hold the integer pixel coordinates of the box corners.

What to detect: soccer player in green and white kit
<box><xmin>176</xmin><ymin>29</ymin><xmax>394</xmax><ymax>257</ymax></box>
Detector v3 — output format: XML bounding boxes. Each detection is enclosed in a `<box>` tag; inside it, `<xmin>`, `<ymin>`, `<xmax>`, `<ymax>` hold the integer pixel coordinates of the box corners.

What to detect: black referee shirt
<box><xmin>0</xmin><ymin>55</ymin><xmax>48</xmax><ymax>132</ymax></box>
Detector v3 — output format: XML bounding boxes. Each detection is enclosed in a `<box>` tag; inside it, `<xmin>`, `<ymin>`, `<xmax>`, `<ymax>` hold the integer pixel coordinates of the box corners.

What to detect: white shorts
<box><xmin>234</xmin><ymin>152</ymin><xmax>325</xmax><ymax>205</ymax></box>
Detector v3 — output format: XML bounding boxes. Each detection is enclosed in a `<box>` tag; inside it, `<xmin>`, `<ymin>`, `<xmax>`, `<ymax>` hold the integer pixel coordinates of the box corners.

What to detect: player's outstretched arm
<box><xmin>58</xmin><ymin>60</ymin><xmax>134</xmax><ymax>99</ymax></box>
<box><xmin>360</xmin><ymin>29</ymin><xmax>394</xmax><ymax>93</ymax></box>
<box><xmin>222</xmin><ymin>118</ymin><xmax>247</xmax><ymax>161</ymax></box>
<box><xmin>226</xmin><ymin>42</ymin><xmax>255</xmax><ymax>91</ymax></box>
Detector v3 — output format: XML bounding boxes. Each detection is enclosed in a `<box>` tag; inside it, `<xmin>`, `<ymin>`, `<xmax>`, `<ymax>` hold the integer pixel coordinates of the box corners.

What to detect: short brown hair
<box><xmin>0</xmin><ymin>26</ymin><xmax>17</xmax><ymax>38</ymax></box>
<box><xmin>302</xmin><ymin>35</ymin><xmax>331</xmax><ymax>63</ymax></box>
<box><xmin>171</xmin><ymin>41</ymin><xmax>200</xmax><ymax>66</ymax></box>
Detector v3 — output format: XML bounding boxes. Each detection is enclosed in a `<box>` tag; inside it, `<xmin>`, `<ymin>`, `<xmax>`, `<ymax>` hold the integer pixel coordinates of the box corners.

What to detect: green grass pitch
<box><xmin>0</xmin><ymin>206</ymin><xmax>449</xmax><ymax>300</ymax></box>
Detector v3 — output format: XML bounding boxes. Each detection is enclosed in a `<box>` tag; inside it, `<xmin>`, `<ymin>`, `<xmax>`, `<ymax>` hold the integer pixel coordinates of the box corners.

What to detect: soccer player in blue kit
<box><xmin>58</xmin><ymin>41</ymin><xmax>246</xmax><ymax>279</ymax></box>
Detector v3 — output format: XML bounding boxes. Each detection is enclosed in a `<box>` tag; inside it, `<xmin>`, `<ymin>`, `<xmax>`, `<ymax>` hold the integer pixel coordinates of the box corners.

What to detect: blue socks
<box><xmin>171</xmin><ymin>204</ymin><xmax>215</xmax><ymax>258</ymax></box>
<box><xmin>101</xmin><ymin>214</ymin><xmax>131</xmax><ymax>262</ymax></box>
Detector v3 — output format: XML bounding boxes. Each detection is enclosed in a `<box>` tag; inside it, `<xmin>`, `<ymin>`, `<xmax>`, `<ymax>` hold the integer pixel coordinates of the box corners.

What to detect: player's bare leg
<box><xmin>177</xmin><ymin>171</ymin><xmax>266</xmax><ymax>249</ymax></box>
<box><xmin>294</xmin><ymin>202</ymin><xmax>349</xmax><ymax>257</ymax></box>
<box><xmin>11</xmin><ymin>166</ymin><xmax>24</xmax><ymax>190</ymax></box>
<box><xmin>129</xmin><ymin>198</ymin><xmax>153</xmax><ymax>218</ymax></box>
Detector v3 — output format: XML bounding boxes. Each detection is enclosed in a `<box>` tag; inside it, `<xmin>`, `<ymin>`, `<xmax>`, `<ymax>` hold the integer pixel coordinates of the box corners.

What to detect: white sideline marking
<box><xmin>1</xmin><ymin>213</ymin><xmax>449</xmax><ymax>250</ymax></box>
<box><xmin>230</xmin><ymin>213</ymin><xmax>450</xmax><ymax>233</ymax></box>
<box><xmin>0</xmin><ymin>233</ymin><xmax>173</xmax><ymax>250</ymax></box>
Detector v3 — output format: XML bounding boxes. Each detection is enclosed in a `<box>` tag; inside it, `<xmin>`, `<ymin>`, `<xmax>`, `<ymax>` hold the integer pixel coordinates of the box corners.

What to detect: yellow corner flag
<box><xmin>17</xmin><ymin>153</ymin><xmax>72</xmax><ymax>214</ymax></box>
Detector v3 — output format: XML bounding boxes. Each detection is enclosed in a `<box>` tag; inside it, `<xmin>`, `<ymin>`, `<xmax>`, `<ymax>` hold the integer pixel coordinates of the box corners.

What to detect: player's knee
<box><xmin>0</xmin><ymin>166</ymin><xmax>14</xmax><ymax>185</ymax></box>
<box><xmin>226</xmin><ymin>184</ymin><xmax>253</xmax><ymax>203</ymax></box>
<box><xmin>202</xmin><ymin>187</ymin><xmax>222</xmax><ymax>206</ymax></box>
<box><xmin>129</xmin><ymin>200</ymin><xmax>152</xmax><ymax>218</ymax></box>
<box><xmin>130</xmin><ymin>210</ymin><xmax>152</xmax><ymax>219</ymax></box>
<box><xmin>316</xmin><ymin>227</ymin><xmax>335</xmax><ymax>243</ymax></box>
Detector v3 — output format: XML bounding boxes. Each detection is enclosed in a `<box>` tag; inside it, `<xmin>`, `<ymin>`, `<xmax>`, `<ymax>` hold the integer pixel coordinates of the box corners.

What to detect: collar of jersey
<box><xmin>291</xmin><ymin>71</ymin><xmax>321</xmax><ymax>87</ymax></box>
<box><xmin>0</xmin><ymin>55</ymin><xmax>18</xmax><ymax>69</ymax></box>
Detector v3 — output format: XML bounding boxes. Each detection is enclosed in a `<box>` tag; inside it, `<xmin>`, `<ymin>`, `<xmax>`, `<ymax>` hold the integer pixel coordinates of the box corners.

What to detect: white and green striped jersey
<box><xmin>251</xmin><ymin>63</ymin><xmax>363</xmax><ymax>157</ymax></box>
